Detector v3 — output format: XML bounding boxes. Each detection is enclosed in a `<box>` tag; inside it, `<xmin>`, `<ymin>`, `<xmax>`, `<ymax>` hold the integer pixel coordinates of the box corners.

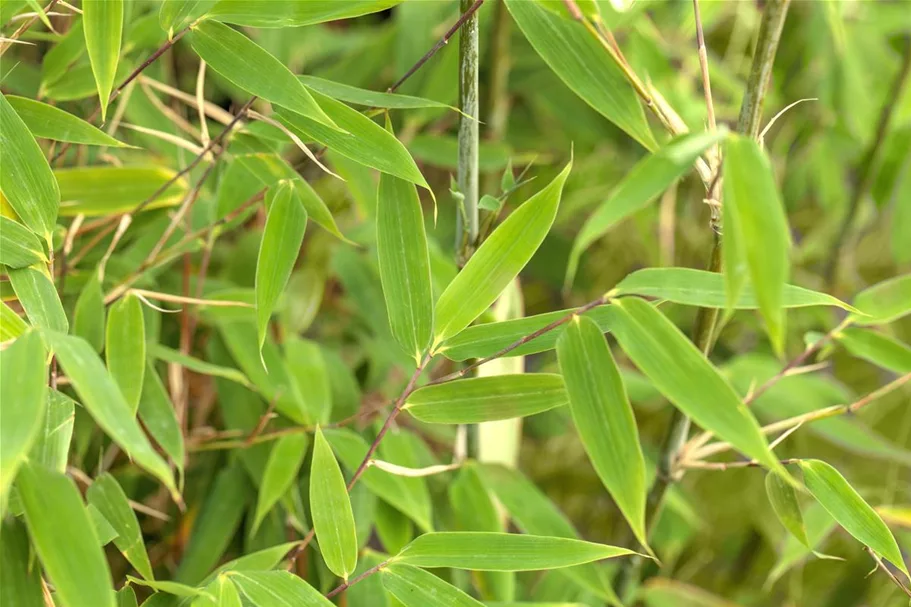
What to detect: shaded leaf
<box><xmin>7</xmin><ymin>95</ymin><xmax>130</xmax><ymax>147</ymax></box>
<box><xmin>851</xmin><ymin>274</ymin><xmax>911</xmax><ymax>325</ymax></box>
<box><xmin>83</xmin><ymin>0</ymin><xmax>123</xmax><ymax>120</ymax></box>
<box><xmin>252</xmin><ymin>433</ymin><xmax>309</xmax><ymax>534</ymax></box>
<box><xmin>138</xmin><ymin>362</ymin><xmax>186</xmax><ymax>472</ymax></box>
<box><xmin>0</xmin><ymin>518</ymin><xmax>44</xmax><ymax>607</ymax></box>
<box><xmin>73</xmin><ymin>269</ymin><xmax>106</xmax><ymax>353</ymax></box>
<box><xmin>0</xmin><ymin>215</ymin><xmax>47</xmax><ymax>269</ymax></box>
<box><xmin>285</xmin><ymin>337</ymin><xmax>332</xmax><ymax>425</ymax></box>
<box><xmin>300</xmin><ymin>75</ymin><xmax>458</xmax><ymax>112</ymax></box>
<box><xmin>151</xmin><ymin>343</ymin><xmax>252</xmax><ymax>389</ymax></box>
<box><xmin>29</xmin><ymin>390</ymin><xmax>76</xmax><ymax>473</ymax></box>
<box><xmin>0</xmin><ymin>301</ymin><xmax>29</xmax><ymax>341</ymax></box>
<box><xmin>836</xmin><ymin>327</ymin><xmax>911</xmax><ymax>374</ymax></box>
<box><xmin>765</xmin><ymin>471</ymin><xmax>809</xmax><ymax>548</ymax></box>
<box><xmin>159</xmin><ymin>0</ymin><xmax>218</xmax><ymax>36</ymax></box>
<box><xmin>8</xmin><ymin>267</ymin><xmax>68</xmax><ymax>334</ymax></box>
<box><xmin>311</xmin><ymin>427</ymin><xmax>358</xmax><ymax>580</ymax></box>
<box><xmin>87</xmin><ymin>473</ymin><xmax>155</xmax><ymax>580</ymax></box>
<box><xmin>208</xmin><ymin>0</ymin><xmax>401</xmax><ymax>27</ymax></box>
<box><xmin>230</xmin><ymin>570</ymin><xmax>333</xmax><ymax>606</ymax></box>
<box><xmin>106</xmin><ymin>294</ymin><xmax>146</xmax><ymax>411</ymax></box>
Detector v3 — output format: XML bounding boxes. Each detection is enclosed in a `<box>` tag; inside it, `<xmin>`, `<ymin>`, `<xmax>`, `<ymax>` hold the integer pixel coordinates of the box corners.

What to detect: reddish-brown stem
<box><xmin>326</xmin><ymin>561</ymin><xmax>387</xmax><ymax>599</ymax></box>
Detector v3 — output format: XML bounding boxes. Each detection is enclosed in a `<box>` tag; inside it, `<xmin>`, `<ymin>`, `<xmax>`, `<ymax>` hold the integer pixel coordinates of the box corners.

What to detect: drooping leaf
<box><xmin>7</xmin><ymin>95</ymin><xmax>130</xmax><ymax>147</ymax></box>
<box><xmin>73</xmin><ymin>269</ymin><xmax>106</xmax><ymax>353</ymax></box>
<box><xmin>723</xmin><ymin>135</ymin><xmax>791</xmax><ymax>353</ymax></box>
<box><xmin>83</xmin><ymin>0</ymin><xmax>123</xmax><ymax>121</ymax></box>
<box><xmin>207</xmin><ymin>0</ymin><xmax>401</xmax><ymax>27</ymax></box>
<box><xmin>836</xmin><ymin>327</ymin><xmax>911</xmax><ymax>374</ymax></box>
<box><xmin>252</xmin><ymin>433</ymin><xmax>309</xmax><ymax>534</ymax></box>
<box><xmin>381</xmin><ymin>563</ymin><xmax>484</xmax><ymax>607</ymax></box>
<box><xmin>230</xmin><ymin>571</ymin><xmax>334</xmax><ymax>606</ymax></box>
<box><xmin>159</xmin><ymin>0</ymin><xmax>218</xmax><ymax>36</ymax></box>
<box><xmin>18</xmin><ymin>462</ymin><xmax>115</xmax><ymax>607</ymax></box>
<box><xmin>151</xmin><ymin>343</ymin><xmax>252</xmax><ymax>389</ymax></box>
<box><xmin>0</xmin><ymin>215</ymin><xmax>47</xmax><ymax>269</ymax></box>
<box><xmin>138</xmin><ymin>362</ymin><xmax>185</xmax><ymax>472</ymax></box>
<box><xmin>851</xmin><ymin>274</ymin><xmax>911</xmax><ymax>325</ymax></box>
<box><xmin>311</xmin><ymin>427</ymin><xmax>358</xmax><ymax>580</ymax></box>
<box><xmin>404</xmin><ymin>374</ymin><xmax>568</xmax><ymax>424</ymax></box>
<box><xmin>557</xmin><ymin>315</ymin><xmax>648</xmax><ymax>549</ymax></box>
<box><xmin>8</xmin><ymin>267</ymin><xmax>68</xmax><ymax>334</ymax></box>
<box><xmin>87</xmin><ymin>473</ymin><xmax>155</xmax><ymax>580</ymax></box>
<box><xmin>56</xmin><ymin>165</ymin><xmax>187</xmax><ymax>216</ymax></box>
<box><xmin>0</xmin><ymin>92</ymin><xmax>59</xmax><ymax>241</ymax></box>
<box><xmin>0</xmin><ymin>301</ymin><xmax>29</xmax><ymax>341</ymax></box>
<box><xmin>106</xmin><ymin>294</ymin><xmax>146</xmax><ymax>411</ymax></box>
<box><xmin>376</xmin><ymin>173</ymin><xmax>434</xmax><ymax>362</ymax></box>
<box><xmin>765</xmin><ymin>471</ymin><xmax>809</xmax><ymax>548</ymax></box>
<box><xmin>0</xmin><ymin>518</ymin><xmax>44</xmax><ymax>607</ymax></box>
<box><xmin>189</xmin><ymin>20</ymin><xmax>337</xmax><ymax>129</ymax></box>
<box><xmin>299</xmin><ymin>75</ymin><xmax>458</xmax><ymax>112</ymax></box>
<box><xmin>433</xmin><ymin>159</ymin><xmax>572</xmax><ymax>347</ymax></box>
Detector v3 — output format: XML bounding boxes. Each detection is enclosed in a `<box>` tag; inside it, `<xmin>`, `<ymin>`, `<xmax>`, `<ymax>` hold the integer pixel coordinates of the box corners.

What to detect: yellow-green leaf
<box><xmin>0</xmin><ymin>301</ymin><xmax>29</xmax><ymax>342</ymax></box>
<box><xmin>29</xmin><ymin>390</ymin><xmax>76</xmax><ymax>474</ymax></box>
<box><xmin>7</xmin><ymin>96</ymin><xmax>130</xmax><ymax>147</ymax></box>
<box><xmin>56</xmin><ymin>165</ymin><xmax>188</xmax><ymax>216</ymax></box>
<box><xmin>0</xmin><ymin>215</ymin><xmax>47</xmax><ymax>269</ymax></box>
<box><xmin>836</xmin><ymin>327</ymin><xmax>911</xmax><ymax>374</ymax></box>
<box><xmin>87</xmin><ymin>473</ymin><xmax>154</xmax><ymax>580</ymax></box>
<box><xmin>138</xmin><ymin>362</ymin><xmax>185</xmax><ymax>473</ymax></box>
<box><xmin>83</xmin><ymin>0</ymin><xmax>123</xmax><ymax>121</ymax></box>
<box><xmin>311</xmin><ymin>427</ymin><xmax>357</xmax><ymax>580</ymax></box>
<box><xmin>851</xmin><ymin>274</ymin><xmax>911</xmax><ymax>325</ymax></box>
<box><xmin>159</xmin><ymin>0</ymin><xmax>217</xmax><ymax>36</ymax></box>
<box><xmin>300</xmin><ymin>75</ymin><xmax>458</xmax><ymax>112</ymax></box>
<box><xmin>208</xmin><ymin>0</ymin><xmax>401</xmax><ymax>27</ymax></box>
<box><xmin>8</xmin><ymin>267</ymin><xmax>68</xmax><ymax>334</ymax></box>
<box><xmin>382</xmin><ymin>563</ymin><xmax>484</xmax><ymax>607</ymax></box>
<box><xmin>106</xmin><ymin>294</ymin><xmax>146</xmax><ymax>411</ymax></box>
<box><xmin>252</xmin><ymin>433</ymin><xmax>309</xmax><ymax>534</ymax></box>
<box><xmin>0</xmin><ymin>518</ymin><xmax>44</xmax><ymax>607</ymax></box>
<box><xmin>73</xmin><ymin>269</ymin><xmax>106</xmax><ymax>353</ymax></box>
<box><xmin>765</xmin><ymin>471</ymin><xmax>809</xmax><ymax>548</ymax></box>
<box><xmin>231</xmin><ymin>571</ymin><xmax>333</xmax><ymax>606</ymax></box>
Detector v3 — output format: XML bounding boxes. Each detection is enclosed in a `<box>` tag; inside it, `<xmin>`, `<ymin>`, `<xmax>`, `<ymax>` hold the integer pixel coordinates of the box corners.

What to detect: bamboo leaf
<box><xmin>29</xmin><ymin>390</ymin><xmax>76</xmax><ymax>473</ymax></box>
<box><xmin>0</xmin><ymin>332</ymin><xmax>47</xmax><ymax>513</ymax></box>
<box><xmin>138</xmin><ymin>362</ymin><xmax>186</xmax><ymax>472</ymax></box>
<box><xmin>87</xmin><ymin>473</ymin><xmax>155</xmax><ymax>580</ymax></box>
<box><xmin>300</xmin><ymin>75</ymin><xmax>458</xmax><ymax>112</ymax></box>
<box><xmin>56</xmin><ymin>165</ymin><xmax>187</xmax><ymax>216</ymax></box>
<box><xmin>128</xmin><ymin>578</ymin><xmax>208</xmax><ymax>597</ymax></box>
<box><xmin>505</xmin><ymin>0</ymin><xmax>654</xmax><ymax>150</ymax></box>
<box><xmin>0</xmin><ymin>301</ymin><xmax>29</xmax><ymax>341</ymax></box>
<box><xmin>836</xmin><ymin>327</ymin><xmax>911</xmax><ymax>374</ymax></box>
<box><xmin>311</xmin><ymin>427</ymin><xmax>358</xmax><ymax>580</ymax></box>
<box><xmin>433</xmin><ymin>160</ymin><xmax>572</xmax><ymax>347</ymax></box>
<box><xmin>606</xmin><ymin>298</ymin><xmax>785</xmax><ymax>476</ymax></box>
<box><xmin>151</xmin><ymin>343</ymin><xmax>252</xmax><ymax>389</ymax></box>
<box><xmin>851</xmin><ymin>274</ymin><xmax>911</xmax><ymax>325</ymax></box>
<box><xmin>8</xmin><ymin>267</ymin><xmax>68</xmax><ymax>334</ymax></box>
<box><xmin>765</xmin><ymin>471</ymin><xmax>810</xmax><ymax>548</ymax></box>
<box><xmin>189</xmin><ymin>20</ymin><xmax>337</xmax><ymax>129</ymax></box>
<box><xmin>7</xmin><ymin>95</ymin><xmax>131</xmax><ymax>147</ymax></box>
<box><xmin>381</xmin><ymin>563</ymin><xmax>484</xmax><ymax>607</ymax></box>
<box><xmin>208</xmin><ymin>0</ymin><xmax>401</xmax><ymax>27</ymax></box>
<box><xmin>193</xmin><ymin>575</ymin><xmax>242</xmax><ymax>607</ymax></box>
<box><xmin>88</xmin><ymin>503</ymin><xmax>118</xmax><ymax>545</ymax></box>
<box><xmin>83</xmin><ymin>0</ymin><xmax>123</xmax><ymax>121</ymax></box>
<box><xmin>230</xmin><ymin>571</ymin><xmax>334</xmax><ymax>605</ymax></box>
<box><xmin>0</xmin><ymin>518</ymin><xmax>44</xmax><ymax>607</ymax></box>
<box><xmin>0</xmin><ymin>92</ymin><xmax>59</xmax><ymax>241</ymax></box>
<box><xmin>106</xmin><ymin>294</ymin><xmax>146</xmax><ymax>411</ymax></box>
<box><xmin>252</xmin><ymin>433</ymin><xmax>309</xmax><ymax>534</ymax></box>
<box><xmin>799</xmin><ymin>459</ymin><xmax>909</xmax><ymax>578</ymax></box>
<box><xmin>404</xmin><ymin>374</ymin><xmax>568</xmax><ymax>424</ymax></box>
<box><xmin>18</xmin><ymin>462</ymin><xmax>115</xmax><ymax>607</ymax></box>
<box><xmin>394</xmin><ymin>532</ymin><xmax>636</xmax><ymax>571</ymax></box>
<box><xmin>557</xmin><ymin>315</ymin><xmax>648</xmax><ymax>549</ymax></box>
<box><xmin>24</xmin><ymin>0</ymin><xmax>53</xmax><ymax>29</ymax></box>
<box><xmin>377</xmin><ymin>173</ymin><xmax>434</xmax><ymax>362</ymax></box>
<box><xmin>0</xmin><ymin>216</ymin><xmax>47</xmax><ymax>268</ymax></box>
<box><xmin>723</xmin><ymin>135</ymin><xmax>791</xmax><ymax>353</ymax></box>
<box><xmin>73</xmin><ymin>269</ymin><xmax>106</xmax><ymax>353</ymax></box>
<box><xmin>566</xmin><ymin>132</ymin><xmax>725</xmax><ymax>287</ymax></box>
<box><xmin>44</xmin><ymin>331</ymin><xmax>176</xmax><ymax>495</ymax></box>
<box><xmin>159</xmin><ymin>0</ymin><xmax>218</xmax><ymax>36</ymax></box>
<box><xmin>284</xmin><ymin>336</ymin><xmax>332</xmax><ymax>425</ymax></box>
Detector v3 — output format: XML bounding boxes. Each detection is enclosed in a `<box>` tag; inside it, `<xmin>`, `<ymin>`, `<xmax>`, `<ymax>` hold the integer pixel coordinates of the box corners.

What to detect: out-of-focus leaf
<box><xmin>230</xmin><ymin>571</ymin><xmax>333</xmax><ymax>606</ymax></box>
<box><xmin>255</xmin><ymin>181</ymin><xmax>307</xmax><ymax>353</ymax></box>
<box><xmin>56</xmin><ymin>166</ymin><xmax>187</xmax><ymax>216</ymax></box>
<box><xmin>8</xmin><ymin>267</ymin><xmax>68</xmax><ymax>333</ymax></box>
<box><xmin>836</xmin><ymin>327</ymin><xmax>911</xmax><ymax>374</ymax></box>
<box><xmin>207</xmin><ymin>0</ymin><xmax>400</xmax><ymax>27</ymax></box>
<box><xmin>377</xmin><ymin>173</ymin><xmax>433</xmax><ymax>362</ymax></box>
<box><xmin>18</xmin><ymin>462</ymin><xmax>115</xmax><ymax>607</ymax></box>
<box><xmin>159</xmin><ymin>0</ymin><xmax>218</xmax><ymax>36</ymax></box>
<box><xmin>285</xmin><ymin>337</ymin><xmax>332</xmax><ymax>425</ymax></box>
<box><xmin>88</xmin><ymin>503</ymin><xmax>119</xmax><ymax>545</ymax></box>
<box><xmin>252</xmin><ymin>433</ymin><xmax>309</xmax><ymax>534</ymax></box>
<box><xmin>0</xmin><ymin>93</ymin><xmax>59</xmax><ymax>241</ymax></box>
<box><xmin>73</xmin><ymin>269</ymin><xmax>106</xmax><ymax>353</ymax></box>
<box><xmin>106</xmin><ymin>294</ymin><xmax>146</xmax><ymax>411</ymax></box>
<box><xmin>151</xmin><ymin>343</ymin><xmax>252</xmax><ymax>389</ymax></box>
<box><xmin>29</xmin><ymin>390</ymin><xmax>76</xmax><ymax>473</ymax></box>
<box><xmin>189</xmin><ymin>20</ymin><xmax>337</xmax><ymax>129</ymax></box>
<box><xmin>117</xmin><ymin>586</ymin><xmax>139</xmax><ymax>607</ymax></box>
<box><xmin>87</xmin><ymin>473</ymin><xmax>154</xmax><ymax>580</ymax></box>
<box><xmin>505</xmin><ymin>0</ymin><xmax>654</xmax><ymax>149</ymax></box>
<box><xmin>40</xmin><ymin>19</ymin><xmax>85</xmax><ymax>89</ymax></box>
<box><xmin>557</xmin><ymin>315</ymin><xmax>647</xmax><ymax>549</ymax></box>
<box><xmin>407</xmin><ymin>135</ymin><xmax>514</xmax><ymax>172</ymax></box>
<box><xmin>851</xmin><ymin>274</ymin><xmax>911</xmax><ymax>325</ymax></box>
<box><xmin>382</xmin><ymin>563</ymin><xmax>483</xmax><ymax>607</ymax></box>
<box><xmin>311</xmin><ymin>427</ymin><xmax>358</xmax><ymax>580</ymax></box>
<box><xmin>45</xmin><ymin>332</ymin><xmax>176</xmax><ymax>494</ymax></box>
<box><xmin>300</xmin><ymin>75</ymin><xmax>457</xmax><ymax>112</ymax></box>
<box><xmin>765</xmin><ymin>472</ymin><xmax>809</xmax><ymax>548</ymax></box>
<box><xmin>767</xmin><ymin>501</ymin><xmax>839</xmax><ymax>586</ymax></box>
<box><xmin>433</xmin><ymin>160</ymin><xmax>572</xmax><ymax>347</ymax></box>
<box><xmin>138</xmin><ymin>362</ymin><xmax>185</xmax><ymax>472</ymax></box>
<box><xmin>0</xmin><ymin>332</ymin><xmax>47</xmax><ymax>512</ymax></box>
<box><xmin>83</xmin><ymin>0</ymin><xmax>123</xmax><ymax>121</ymax></box>
<box><xmin>0</xmin><ymin>518</ymin><xmax>44</xmax><ymax>607</ymax></box>
<box><xmin>799</xmin><ymin>459</ymin><xmax>908</xmax><ymax>578</ymax></box>
<box><xmin>404</xmin><ymin>374</ymin><xmax>568</xmax><ymax>424</ymax></box>
<box><xmin>723</xmin><ymin>135</ymin><xmax>791</xmax><ymax>352</ymax></box>
<box><xmin>640</xmin><ymin>578</ymin><xmax>741</xmax><ymax>607</ymax></box>
<box><xmin>7</xmin><ymin>96</ymin><xmax>130</xmax><ymax>147</ymax></box>
<box><xmin>0</xmin><ymin>301</ymin><xmax>29</xmax><ymax>341</ymax></box>
<box><xmin>0</xmin><ymin>216</ymin><xmax>47</xmax><ymax>269</ymax></box>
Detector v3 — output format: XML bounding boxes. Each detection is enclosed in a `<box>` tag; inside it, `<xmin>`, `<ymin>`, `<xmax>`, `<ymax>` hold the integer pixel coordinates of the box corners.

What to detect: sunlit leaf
<box><xmin>230</xmin><ymin>570</ymin><xmax>334</xmax><ymax>606</ymax></box>
<box><xmin>83</xmin><ymin>0</ymin><xmax>123</xmax><ymax>121</ymax></box>
<box><xmin>207</xmin><ymin>0</ymin><xmax>401</xmax><ymax>27</ymax></box>
<box><xmin>0</xmin><ymin>301</ymin><xmax>29</xmax><ymax>342</ymax></box>
<box><xmin>311</xmin><ymin>427</ymin><xmax>358</xmax><ymax>580</ymax></box>
<box><xmin>87</xmin><ymin>473</ymin><xmax>155</xmax><ymax>580</ymax></box>
<box><xmin>382</xmin><ymin>563</ymin><xmax>483</xmax><ymax>607</ymax></box>
<box><xmin>252</xmin><ymin>433</ymin><xmax>309</xmax><ymax>534</ymax></box>
<box><xmin>8</xmin><ymin>267</ymin><xmax>68</xmax><ymax>334</ymax></box>
<box><xmin>0</xmin><ymin>215</ymin><xmax>47</xmax><ymax>269</ymax></box>
<box><xmin>7</xmin><ymin>95</ymin><xmax>130</xmax><ymax>147</ymax></box>
<box><xmin>56</xmin><ymin>165</ymin><xmax>187</xmax><ymax>216</ymax></box>
<box><xmin>159</xmin><ymin>0</ymin><xmax>218</xmax><ymax>36</ymax></box>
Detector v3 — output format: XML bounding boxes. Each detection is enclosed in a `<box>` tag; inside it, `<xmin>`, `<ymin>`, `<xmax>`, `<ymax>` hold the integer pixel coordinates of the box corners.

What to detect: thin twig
<box><xmin>865</xmin><ymin>546</ymin><xmax>911</xmax><ymax>599</ymax></box>
<box><xmin>693</xmin><ymin>0</ymin><xmax>716</xmax><ymax>133</ymax></box>
<box><xmin>0</xmin><ymin>0</ymin><xmax>59</xmax><ymax>55</ymax></box>
<box><xmin>326</xmin><ymin>561</ymin><xmax>388</xmax><ymax>599</ymax></box>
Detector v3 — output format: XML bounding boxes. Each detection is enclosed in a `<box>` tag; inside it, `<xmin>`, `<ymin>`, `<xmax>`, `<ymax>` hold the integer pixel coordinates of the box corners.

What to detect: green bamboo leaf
<box><xmin>203</xmin><ymin>541</ymin><xmax>301</xmax><ymax>584</ymax></box>
<box><xmin>0</xmin><ymin>332</ymin><xmax>47</xmax><ymax>512</ymax></box>
<box><xmin>88</xmin><ymin>503</ymin><xmax>119</xmax><ymax>545</ymax></box>
<box><xmin>73</xmin><ymin>269</ymin><xmax>106</xmax><ymax>353</ymax></box>
<box><xmin>56</xmin><ymin>165</ymin><xmax>187</xmax><ymax>216</ymax></box>
<box><xmin>382</xmin><ymin>563</ymin><xmax>484</xmax><ymax>607</ymax></box>
<box><xmin>29</xmin><ymin>390</ymin><xmax>76</xmax><ymax>473</ymax></box>
<box><xmin>607</xmin><ymin>298</ymin><xmax>785</xmax><ymax>476</ymax></box>
<box><xmin>0</xmin><ymin>216</ymin><xmax>47</xmax><ymax>268</ymax></box>
<box><xmin>8</xmin><ymin>267</ymin><xmax>68</xmax><ymax>333</ymax></box>
<box><xmin>44</xmin><ymin>331</ymin><xmax>176</xmax><ymax>495</ymax></box>
<box><xmin>207</xmin><ymin>0</ymin><xmax>400</xmax><ymax>27</ymax></box>
<box><xmin>799</xmin><ymin>459</ymin><xmax>909</xmax><ymax>578</ymax></box>
<box><xmin>0</xmin><ymin>518</ymin><xmax>44</xmax><ymax>607</ymax></box>
<box><xmin>193</xmin><ymin>575</ymin><xmax>242</xmax><ymax>607</ymax></box>
<box><xmin>566</xmin><ymin>132</ymin><xmax>725</xmax><ymax>287</ymax></box>
<box><xmin>151</xmin><ymin>343</ymin><xmax>252</xmax><ymax>389</ymax></box>
<box><xmin>106</xmin><ymin>294</ymin><xmax>146</xmax><ymax>411</ymax></box>
<box><xmin>116</xmin><ymin>586</ymin><xmax>138</xmax><ymax>607</ymax></box>
<box><xmin>0</xmin><ymin>93</ymin><xmax>59</xmax><ymax>241</ymax></box>
<box><xmin>252</xmin><ymin>433</ymin><xmax>309</xmax><ymax>534</ymax></box>
<box><xmin>230</xmin><ymin>571</ymin><xmax>333</xmax><ymax>606</ymax></box>
<box><xmin>614</xmin><ymin>268</ymin><xmax>857</xmax><ymax>312</ymax></box>
<box><xmin>138</xmin><ymin>362</ymin><xmax>186</xmax><ymax>472</ymax></box>
<box><xmin>404</xmin><ymin>374</ymin><xmax>567</xmax><ymax>424</ymax></box>
<box><xmin>24</xmin><ymin>0</ymin><xmax>53</xmax><ymax>29</ymax></box>
<box><xmin>7</xmin><ymin>96</ymin><xmax>131</xmax><ymax>147</ymax></box>
<box><xmin>189</xmin><ymin>20</ymin><xmax>337</xmax><ymax>129</ymax></box>
<box><xmin>18</xmin><ymin>462</ymin><xmax>115</xmax><ymax>607</ymax></box>
<box><xmin>255</xmin><ymin>181</ymin><xmax>307</xmax><ymax>353</ymax></box>
<box><xmin>159</xmin><ymin>0</ymin><xmax>217</xmax><ymax>36</ymax></box>
<box><xmin>285</xmin><ymin>336</ymin><xmax>332</xmax><ymax>425</ymax></box>
<box><xmin>836</xmin><ymin>327</ymin><xmax>911</xmax><ymax>374</ymax></box>
<box><xmin>394</xmin><ymin>532</ymin><xmax>636</xmax><ymax>571</ymax></box>
<box><xmin>311</xmin><ymin>427</ymin><xmax>358</xmax><ymax>580</ymax></box>
<box><xmin>433</xmin><ymin>160</ymin><xmax>572</xmax><ymax>347</ymax></box>
<box><xmin>557</xmin><ymin>315</ymin><xmax>648</xmax><ymax>549</ymax></box>
<box><xmin>767</xmin><ymin>501</ymin><xmax>839</xmax><ymax>586</ymax></box>
<box><xmin>83</xmin><ymin>0</ymin><xmax>123</xmax><ymax>121</ymax></box>
<box><xmin>723</xmin><ymin>135</ymin><xmax>791</xmax><ymax>353</ymax></box>
<box><xmin>40</xmin><ymin>19</ymin><xmax>85</xmax><ymax>90</ymax></box>
<box><xmin>128</xmin><ymin>578</ymin><xmax>208</xmax><ymax>598</ymax></box>
<box><xmin>299</xmin><ymin>75</ymin><xmax>458</xmax><ymax>112</ymax></box>
<box><xmin>0</xmin><ymin>301</ymin><xmax>29</xmax><ymax>341</ymax></box>
<box><xmin>851</xmin><ymin>274</ymin><xmax>911</xmax><ymax>325</ymax></box>
<box><xmin>277</xmin><ymin>90</ymin><xmax>429</xmax><ymax>191</ymax></box>
<box><xmin>505</xmin><ymin>0</ymin><xmax>654</xmax><ymax>150</ymax></box>
<box><xmin>377</xmin><ymin>173</ymin><xmax>434</xmax><ymax>362</ymax></box>
<box><xmin>765</xmin><ymin>471</ymin><xmax>810</xmax><ymax>548</ymax></box>
<box><xmin>87</xmin><ymin>473</ymin><xmax>155</xmax><ymax>580</ymax></box>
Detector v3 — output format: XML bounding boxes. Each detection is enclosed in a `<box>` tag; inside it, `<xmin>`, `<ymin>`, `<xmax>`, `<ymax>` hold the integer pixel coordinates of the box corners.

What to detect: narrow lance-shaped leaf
<box><xmin>799</xmin><ymin>459</ymin><xmax>909</xmax><ymax>578</ymax></box>
<box><xmin>377</xmin><ymin>173</ymin><xmax>434</xmax><ymax>363</ymax></box>
<box><xmin>83</xmin><ymin>0</ymin><xmax>123</xmax><ymax>121</ymax></box>
<box><xmin>255</xmin><ymin>181</ymin><xmax>307</xmax><ymax>354</ymax></box>
<box><xmin>106</xmin><ymin>294</ymin><xmax>146</xmax><ymax>411</ymax></box>
<box><xmin>310</xmin><ymin>427</ymin><xmax>358</xmax><ymax>580</ymax></box>
<box><xmin>56</xmin><ymin>165</ymin><xmax>188</xmax><ymax>217</ymax></box>
<box><xmin>404</xmin><ymin>374</ymin><xmax>568</xmax><ymax>424</ymax></box>
<box><xmin>87</xmin><ymin>473</ymin><xmax>155</xmax><ymax>580</ymax></box>
<box><xmin>29</xmin><ymin>390</ymin><xmax>76</xmax><ymax>473</ymax></box>
<box><xmin>0</xmin><ymin>301</ymin><xmax>29</xmax><ymax>342</ymax></box>
<box><xmin>73</xmin><ymin>268</ymin><xmax>106</xmax><ymax>353</ymax></box>
<box><xmin>566</xmin><ymin>131</ymin><xmax>726</xmax><ymax>288</ymax></box>
<box><xmin>18</xmin><ymin>462</ymin><xmax>115</xmax><ymax>607</ymax></box>
<box><xmin>0</xmin><ymin>93</ymin><xmax>59</xmax><ymax>241</ymax></box>
<box><xmin>433</xmin><ymin>159</ymin><xmax>572</xmax><ymax>347</ymax></box>
<box><xmin>723</xmin><ymin>135</ymin><xmax>791</xmax><ymax>353</ymax></box>
<box><xmin>252</xmin><ymin>433</ymin><xmax>309</xmax><ymax>534</ymax></box>
<box><xmin>0</xmin><ymin>215</ymin><xmax>47</xmax><ymax>269</ymax></box>
<box><xmin>207</xmin><ymin>0</ymin><xmax>401</xmax><ymax>28</ymax></box>
<box><xmin>0</xmin><ymin>519</ymin><xmax>44</xmax><ymax>607</ymax></box>
<box><xmin>836</xmin><ymin>327</ymin><xmax>911</xmax><ymax>374</ymax></box>
<box><xmin>230</xmin><ymin>571</ymin><xmax>334</xmax><ymax>607</ymax></box>
<box><xmin>8</xmin><ymin>267</ymin><xmax>68</xmax><ymax>334</ymax></box>
<box><xmin>300</xmin><ymin>75</ymin><xmax>459</xmax><ymax>112</ymax></box>
<box><xmin>606</xmin><ymin>298</ymin><xmax>787</xmax><ymax>477</ymax></box>
<box><xmin>7</xmin><ymin>96</ymin><xmax>131</xmax><ymax>147</ymax></box>
<box><xmin>765</xmin><ymin>471</ymin><xmax>809</xmax><ymax>548</ymax></box>
<box><xmin>0</xmin><ymin>332</ymin><xmax>47</xmax><ymax>513</ymax></box>
<box><xmin>189</xmin><ymin>20</ymin><xmax>338</xmax><ymax>129</ymax></box>
<box><xmin>382</xmin><ymin>563</ymin><xmax>484</xmax><ymax>607</ymax></box>
<box><xmin>159</xmin><ymin>0</ymin><xmax>218</xmax><ymax>37</ymax></box>
<box><xmin>851</xmin><ymin>274</ymin><xmax>911</xmax><ymax>325</ymax></box>
<box><xmin>139</xmin><ymin>361</ymin><xmax>186</xmax><ymax>473</ymax></box>
<box><xmin>557</xmin><ymin>315</ymin><xmax>648</xmax><ymax>550</ymax></box>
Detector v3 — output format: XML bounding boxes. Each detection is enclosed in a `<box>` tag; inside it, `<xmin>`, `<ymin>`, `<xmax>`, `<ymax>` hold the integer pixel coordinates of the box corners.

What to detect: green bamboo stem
<box><xmin>456</xmin><ymin>0</ymin><xmax>481</xmax><ymax>266</ymax></box>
